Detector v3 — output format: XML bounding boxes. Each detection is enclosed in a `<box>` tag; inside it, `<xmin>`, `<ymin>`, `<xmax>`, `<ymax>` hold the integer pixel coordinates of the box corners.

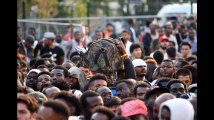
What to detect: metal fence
<box><xmin>18</xmin><ymin>14</ymin><xmax>197</xmax><ymax>40</ymax></box>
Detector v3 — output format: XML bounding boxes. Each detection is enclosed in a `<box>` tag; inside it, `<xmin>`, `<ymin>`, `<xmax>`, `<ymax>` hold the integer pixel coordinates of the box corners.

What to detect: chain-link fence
<box><xmin>17</xmin><ymin>19</ymin><xmax>84</xmax><ymax>40</ymax></box>
<box><xmin>18</xmin><ymin>14</ymin><xmax>197</xmax><ymax>40</ymax></box>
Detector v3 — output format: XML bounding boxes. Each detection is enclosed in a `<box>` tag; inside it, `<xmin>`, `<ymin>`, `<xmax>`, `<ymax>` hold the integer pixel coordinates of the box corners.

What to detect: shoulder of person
<box><xmin>61</xmin><ymin>41</ymin><xmax>68</xmax><ymax>44</ymax></box>
<box><xmin>150</xmin><ymin>52</ymin><xmax>154</xmax><ymax>57</ymax></box>
<box><xmin>55</xmin><ymin>45</ymin><xmax>63</xmax><ymax>50</ymax></box>
<box><xmin>127</xmin><ymin>41</ymin><xmax>133</xmax><ymax>45</ymax></box>
<box><xmin>151</xmin><ymin>79</ymin><xmax>158</xmax><ymax>86</ymax></box>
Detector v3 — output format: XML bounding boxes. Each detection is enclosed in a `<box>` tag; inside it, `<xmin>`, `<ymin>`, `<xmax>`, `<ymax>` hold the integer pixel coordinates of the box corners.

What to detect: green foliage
<box><xmin>17</xmin><ymin>0</ymin><xmax>197</xmax><ymax>19</ymax></box>
<box><xmin>37</xmin><ymin>0</ymin><xmax>58</xmax><ymax>18</ymax></box>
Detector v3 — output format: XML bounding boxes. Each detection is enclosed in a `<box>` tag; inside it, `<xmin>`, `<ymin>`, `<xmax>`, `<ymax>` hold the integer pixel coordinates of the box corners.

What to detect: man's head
<box><xmin>96</xmin><ymin>86</ymin><xmax>113</xmax><ymax>103</ymax></box>
<box><xmin>172</xmin><ymin>21</ymin><xmax>178</xmax><ymax>30</ymax></box>
<box><xmin>106</xmin><ymin>23</ymin><xmax>114</xmax><ymax>32</ymax></box>
<box><xmin>54</xmin><ymin>91</ymin><xmax>82</xmax><ymax>116</ymax></box>
<box><xmin>104</xmin><ymin>96</ymin><xmax>121</xmax><ymax>115</ymax></box>
<box><xmin>74</xmin><ymin>31</ymin><xmax>82</xmax><ymax>42</ymax></box>
<box><xmin>79</xmin><ymin>65</ymin><xmax>92</xmax><ymax>77</ymax></box>
<box><xmin>121</xmin><ymin>30</ymin><xmax>131</xmax><ymax>42</ymax></box>
<box><xmin>168</xmin><ymin>41</ymin><xmax>176</xmax><ymax>48</ymax></box>
<box><xmin>67</xmin><ymin>66</ymin><xmax>87</xmax><ymax>90</ymax></box>
<box><xmin>183</xmin><ymin>65</ymin><xmax>197</xmax><ymax>84</ymax></box>
<box><xmin>159</xmin><ymin>35</ymin><xmax>169</xmax><ymax>50</ymax></box>
<box><xmin>160</xmin><ymin>60</ymin><xmax>175</xmax><ymax>78</ymax></box>
<box><xmin>88</xmin><ymin>74</ymin><xmax>108</xmax><ymax>91</ymax></box>
<box><xmin>27</xmin><ymin>91</ymin><xmax>48</xmax><ymax>108</ymax></box>
<box><xmin>17</xmin><ymin>26</ymin><xmax>23</xmax><ymax>39</ymax></box>
<box><xmin>188</xmin><ymin>28</ymin><xmax>196</xmax><ymax>40</ymax></box>
<box><xmin>180</xmin><ymin>24</ymin><xmax>188</xmax><ymax>34</ymax></box>
<box><xmin>80</xmin><ymin>90</ymin><xmax>104</xmax><ymax>116</ymax></box>
<box><xmin>20</xmin><ymin>61</ymin><xmax>28</xmax><ymax>78</ymax></box>
<box><xmin>25</xmin><ymin>35</ymin><xmax>35</xmax><ymax>48</ymax></box>
<box><xmin>174</xmin><ymin>60</ymin><xmax>189</xmax><ymax>71</ymax></box>
<box><xmin>36</xmin><ymin>71</ymin><xmax>52</xmax><ymax>91</ymax></box>
<box><xmin>29</xmin><ymin>58</ymin><xmax>37</xmax><ymax>69</ymax></box>
<box><xmin>55</xmin><ymin>34</ymin><xmax>62</xmax><ymax>43</ymax></box>
<box><xmin>132</xmin><ymin>59</ymin><xmax>147</xmax><ymax>79</ymax></box>
<box><xmin>37</xmin><ymin>100</ymin><xmax>70</xmax><ymax>120</ymax></box>
<box><xmin>158</xmin><ymin>27</ymin><xmax>165</xmax><ymax>37</ymax></box>
<box><xmin>26</xmin><ymin>69</ymin><xmax>41</xmax><ymax>90</ymax></box>
<box><xmin>51</xmin><ymin>80</ymin><xmax>70</xmax><ymax>91</ymax></box>
<box><xmin>17</xmin><ymin>94</ymin><xmax>38</xmax><ymax>120</ymax></box>
<box><xmin>134</xmin><ymin>82</ymin><xmax>151</xmax><ymax>100</ymax></box>
<box><xmin>50</xmin><ymin>65</ymin><xmax>68</xmax><ymax>82</ymax></box>
<box><xmin>28</xmin><ymin>27</ymin><xmax>36</xmax><ymax>36</ymax></box>
<box><xmin>185</xmin><ymin>56</ymin><xmax>197</xmax><ymax>65</ymax></box>
<box><xmin>62</xmin><ymin>61</ymin><xmax>75</xmax><ymax>70</ymax></box>
<box><xmin>95</xmin><ymin>31</ymin><xmax>104</xmax><ymax>40</ymax></box>
<box><xmin>150</xmin><ymin>23</ymin><xmax>157</xmax><ymax>31</ymax></box>
<box><xmin>144</xmin><ymin>87</ymin><xmax>170</xmax><ymax>102</ymax></box>
<box><xmin>154</xmin><ymin>77</ymin><xmax>171</xmax><ymax>88</ymax></box>
<box><xmin>180</xmin><ymin>42</ymin><xmax>192</xmax><ymax>58</ymax></box>
<box><xmin>43</xmin><ymin>85</ymin><xmax>61</xmax><ymax>100</ymax></box>
<box><xmin>166</xmin><ymin>79</ymin><xmax>187</xmax><ymax>98</ymax></box>
<box><xmin>144</xmin><ymin>58</ymin><xmax>157</xmax><ymax>82</ymax></box>
<box><xmin>121</xmin><ymin>99</ymin><xmax>148</xmax><ymax>120</ymax></box>
<box><xmin>159</xmin><ymin>106</ymin><xmax>170</xmax><ymax>120</ymax></box>
<box><xmin>165</xmin><ymin>23</ymin><xmax>173</xmax><ymax>35</ymax></box>
<box><xmin>130</xmin><ymin>43</ymin><xmax>142</xmax><ymax>59</ymax></box>
<box><xmin>70</xmin><ymin>51</ymin><xmax>80</xmax><ymax>60</ymax></box>
<box><xmin>152</xmin><ymin>93</ymin><xmax>175</xmax><ymax>120</ymax></box>
<box><xmin>115</xmin><ymin>79</ymin><xmax>135</xmax><ymax>99</ymax></box>
<box><xmin>166</xmin><ymin>47</ymin><xmax>176</xmax><ymax>60</ymax></box>
<box><xmin>43</xmin><ymin>32</ymin><xmax>55</xmax><ymax>47</ymax></box>
<box><xmin>34</xmin><ymin>58</ymin><xmax>51</xmax><ymax>69</ymax></box>
<box><xmin>175</xmin><ymin>68</ymin><xmax>192</xmax><ymax>87</ymax></box>
<box><xmin>153</xmin><ymin>51</ymin><xmax>164</xmax><ymax>65</ymax></box>
<box><xmin>37</xmin><ymin>65</ymin><xmax>50</xmax><ymax>72</ymax></box>
<box><xmin>91</xmin><ymin>106</ymin><xmax>115</xmax><ymax>120</ymax></box>
<box><xmin>159</xmin><ymin>98</ymin><xmax>194</xmax><ymax>120</ymax></box>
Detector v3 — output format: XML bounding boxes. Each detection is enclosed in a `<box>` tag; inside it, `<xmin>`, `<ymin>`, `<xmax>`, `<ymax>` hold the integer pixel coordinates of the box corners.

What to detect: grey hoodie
<box><xmin>159</xmin><ymin>98</ymin><xmax>194</xmax><ymax>120</ymax></box>
<box><xmin>68</xmin><ymin>66</ymin><xmax>87</xmax><ymax>91</ymax></box>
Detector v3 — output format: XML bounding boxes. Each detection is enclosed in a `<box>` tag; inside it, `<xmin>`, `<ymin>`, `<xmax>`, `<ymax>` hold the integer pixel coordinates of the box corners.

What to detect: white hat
<box><xmin>27</xmin><ymin>69</ymin><xmax>41</xmax><ymax>76</ymax></box>
<box><xmin>132</xmin><ymin>59</ymin><xmax>147</xmax><ymax>68</ymax></box>
<box><xmin>43</xmin><ymin>32</ymin><xmax>55</xmax><ymax>40</ymax></box>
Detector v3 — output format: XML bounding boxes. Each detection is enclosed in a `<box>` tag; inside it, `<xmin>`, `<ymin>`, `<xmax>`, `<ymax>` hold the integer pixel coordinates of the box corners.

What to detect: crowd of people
<box><xmin>17</xmin><ymin>16</ymin><xmax>197</xmax><ymax>120</ymax></box>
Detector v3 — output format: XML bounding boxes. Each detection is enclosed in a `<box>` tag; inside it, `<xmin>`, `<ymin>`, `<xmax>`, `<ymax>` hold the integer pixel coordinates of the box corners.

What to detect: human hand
<box><xmin>115</xmin><ymin>38</ymin><xmax>127</xmax><ymax>55</ymax></box>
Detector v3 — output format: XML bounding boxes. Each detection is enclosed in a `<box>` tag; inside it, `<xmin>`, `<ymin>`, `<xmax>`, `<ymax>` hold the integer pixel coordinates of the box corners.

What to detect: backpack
<box><xmin>80</xmin><ymin>38</ymin><xmax>123</xmax><ymax>76</ymax></box>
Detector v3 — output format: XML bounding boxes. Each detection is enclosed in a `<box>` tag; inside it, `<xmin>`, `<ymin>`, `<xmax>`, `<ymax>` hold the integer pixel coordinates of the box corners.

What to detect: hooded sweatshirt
<box><xmin>68</xmin><ymin>66</ymin><xmax>87</xmax><ymax>91</ymax></box>
<box><xmin>24</xmin><ymin>69</ymin><xmax>41</xmax><ymax>86</ymax></box>
<box><xmin>159</xmin><ymin>98</ymin><xmax>194</xmax><ymax>120</ymax></box>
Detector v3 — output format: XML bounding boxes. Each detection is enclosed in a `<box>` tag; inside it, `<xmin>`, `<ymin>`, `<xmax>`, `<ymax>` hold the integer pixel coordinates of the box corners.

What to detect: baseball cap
<box><xmin>132</xmin><ymin>59</ymin><xmax>147</xmax><ymax>68</ymax></box>
<box><xmin>159</xmin><ymin>35</ymin><xmax>169</xmax><ymax>43</ymax></box>
<box><xmin>121</xmin><ymin>99</ymin><xmax>148</xmax><ymax>117</ymax></box>
<box><xmin>43</xmin><ymin>32</ymin><xmax>55</xmax><ymax>40</ymax></box>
